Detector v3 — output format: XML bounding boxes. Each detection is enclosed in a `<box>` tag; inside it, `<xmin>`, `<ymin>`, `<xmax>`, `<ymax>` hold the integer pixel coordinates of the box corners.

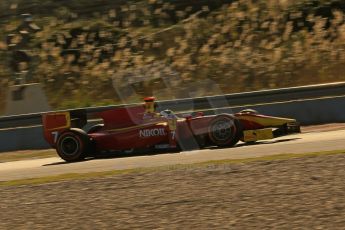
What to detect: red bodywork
<box><xmin>42</xmin><ymin>105</ymin><xmax>299</xmax><ymax>153</ymax></box>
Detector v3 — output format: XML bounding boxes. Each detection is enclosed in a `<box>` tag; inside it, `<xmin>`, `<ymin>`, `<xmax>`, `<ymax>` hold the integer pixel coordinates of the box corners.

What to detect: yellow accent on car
<box><xmin>243</xmin><ymin>128</ymin><xmax>274</xmax><ymax>142</ymax></box>
<box><xmin>47</xmin><ymin>112</ymin><xmax>71</xmax><ymax>131</ymax></box>
<box><xmin>239</xmin><ymin>115</ymin><xmax>296</xmax><ymax>127</ymax></box>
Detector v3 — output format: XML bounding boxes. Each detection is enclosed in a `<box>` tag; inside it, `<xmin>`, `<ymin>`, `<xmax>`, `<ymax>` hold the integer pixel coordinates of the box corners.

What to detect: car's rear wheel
<box><xmin>208</xmin><ymin>115</ymin><xmax>241</xmax><ymax>147</ymax></box>
<box><xmin>56</xmin><ymin>129</ymin><xmax>91</xmax><ymax>162</ymax></box>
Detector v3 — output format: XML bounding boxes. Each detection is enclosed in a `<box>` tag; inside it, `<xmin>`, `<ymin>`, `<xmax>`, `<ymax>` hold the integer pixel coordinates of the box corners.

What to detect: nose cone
<box><xmin>236</xmin><ymin>113</ymin><xmax>297</xmax><ymax>127</ymax></box>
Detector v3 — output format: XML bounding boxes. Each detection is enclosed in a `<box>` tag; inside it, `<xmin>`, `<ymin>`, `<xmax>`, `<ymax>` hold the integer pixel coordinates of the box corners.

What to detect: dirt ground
<box><xmin>1</xmin><ymin>154</ymin><xmax>345</xmax><ymax>229</ymax></box>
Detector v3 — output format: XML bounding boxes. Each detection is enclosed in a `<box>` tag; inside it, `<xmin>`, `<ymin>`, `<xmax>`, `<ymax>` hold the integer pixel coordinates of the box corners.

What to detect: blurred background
<box><xmin>0</xmin><ymin>0</ymin><xmax>345</xmax><ymax>114</ymax></box>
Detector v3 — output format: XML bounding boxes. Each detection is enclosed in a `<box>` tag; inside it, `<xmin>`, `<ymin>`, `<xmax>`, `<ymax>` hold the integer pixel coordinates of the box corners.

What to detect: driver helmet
<box><xmin>144</xmin><ymin>96</ymin><xmax>156</xmax><ymax>113</ymax></box>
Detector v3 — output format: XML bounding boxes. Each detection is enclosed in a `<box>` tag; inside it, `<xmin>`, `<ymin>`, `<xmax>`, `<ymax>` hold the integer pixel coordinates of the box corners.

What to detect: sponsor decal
<box><xmin>139</xmin><ymin>128</ymin><xmax>166</xmax><ymax>138</ymax></box>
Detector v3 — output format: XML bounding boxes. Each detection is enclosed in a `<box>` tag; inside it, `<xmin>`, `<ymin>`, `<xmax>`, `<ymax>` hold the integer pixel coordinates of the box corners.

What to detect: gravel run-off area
<box><xmin>1</xmin><ymin>153</ymin><xmax>345</xmax><ymax>229</ymax></box>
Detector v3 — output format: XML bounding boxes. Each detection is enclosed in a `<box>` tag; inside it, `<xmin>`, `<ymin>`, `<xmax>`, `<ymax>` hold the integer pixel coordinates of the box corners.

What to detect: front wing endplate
<box><xmin>243</xmin><ymin>128</ymin><xmax>274</xmax><ymax>142</ymax></box>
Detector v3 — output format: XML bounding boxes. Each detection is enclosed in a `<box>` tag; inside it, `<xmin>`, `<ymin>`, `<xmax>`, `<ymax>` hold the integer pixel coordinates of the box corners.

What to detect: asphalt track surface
<box><xmin>1</xmin><ymin>129</ymin><xmax>345</xmax><ymax>181</ymax></box>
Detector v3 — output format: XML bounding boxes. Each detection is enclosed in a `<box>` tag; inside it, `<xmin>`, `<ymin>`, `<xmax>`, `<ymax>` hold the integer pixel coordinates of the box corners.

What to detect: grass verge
<box><xmin>1</xmin><ymin>149</ymin><xmax>345</xmax><ymax>187</ymax></box>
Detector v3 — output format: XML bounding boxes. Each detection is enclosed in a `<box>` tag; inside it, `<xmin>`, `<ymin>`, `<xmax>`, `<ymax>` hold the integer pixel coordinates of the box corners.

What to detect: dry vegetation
<box><xmin>1</xmin><ymin>0</ymin><xmax>345</xmax><ymax>110</ymax></box>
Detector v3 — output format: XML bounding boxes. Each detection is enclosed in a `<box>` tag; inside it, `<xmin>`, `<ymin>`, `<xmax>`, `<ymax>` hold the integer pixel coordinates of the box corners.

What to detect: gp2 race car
<box><xmin>42</xmin><ymin>97</ymin><xmax>301</xmax><ymax>162</ymax></box>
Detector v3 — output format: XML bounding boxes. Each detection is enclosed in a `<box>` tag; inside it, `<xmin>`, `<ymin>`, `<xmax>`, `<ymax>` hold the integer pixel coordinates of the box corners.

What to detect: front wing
<box><xmin>242</xmin><ymin>122</ymin><xmax>300</xmax><ymax>142</ymax></box>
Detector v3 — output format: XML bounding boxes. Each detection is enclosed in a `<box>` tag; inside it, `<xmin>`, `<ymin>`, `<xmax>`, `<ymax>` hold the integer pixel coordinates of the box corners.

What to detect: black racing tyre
<box><xmin>208</xmin><ymin>115</ymin><xmax>242</xmax><ymax>147</ymax></box>
<box><xmin>56</xmin><ymin>128</ymin><xmax>91</xmax><ymax>162</ymax></box>
<box><xmin>87</xmin><ymin>124</ymin><xmax>104</xmax><ymax>134</ymax></box>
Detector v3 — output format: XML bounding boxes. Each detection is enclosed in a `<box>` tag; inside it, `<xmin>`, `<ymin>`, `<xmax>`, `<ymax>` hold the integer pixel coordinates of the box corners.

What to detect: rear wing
<box><xmin>42</xmin><ymin>109</ymin><xmax>87</xmax><ymax>147</ymax></box>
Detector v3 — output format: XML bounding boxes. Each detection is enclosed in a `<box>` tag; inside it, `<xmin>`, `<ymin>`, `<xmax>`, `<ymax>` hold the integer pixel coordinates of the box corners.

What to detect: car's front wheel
<box><xmin>208</xmin><ymin>115</ymin><xmax>242</xmax><ymax>147</ymax></box>
<box><xmin>56</xmin><ymin>129</ymin><xmax>91</xmax><ymax>162</ymax></box>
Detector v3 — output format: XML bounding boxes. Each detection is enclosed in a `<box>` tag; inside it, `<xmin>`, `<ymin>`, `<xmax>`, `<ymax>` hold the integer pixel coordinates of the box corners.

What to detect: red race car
<box><xmin>42</xmin><ymin>97</ymin><xmax>301</xmax><ymax>162</ymax></box>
